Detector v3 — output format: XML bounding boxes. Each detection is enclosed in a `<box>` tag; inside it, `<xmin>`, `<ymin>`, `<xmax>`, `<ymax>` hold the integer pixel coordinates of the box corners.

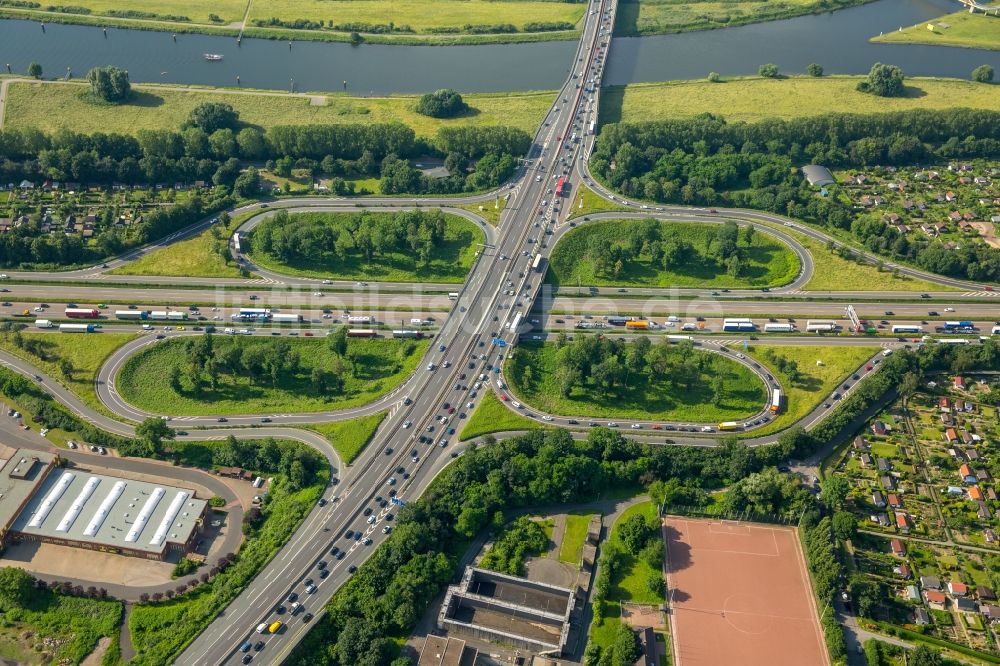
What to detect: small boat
<box><xmin>203</xmin><ymin>53</ymin><xmax>224</xmax><ymax>61</ymax></box>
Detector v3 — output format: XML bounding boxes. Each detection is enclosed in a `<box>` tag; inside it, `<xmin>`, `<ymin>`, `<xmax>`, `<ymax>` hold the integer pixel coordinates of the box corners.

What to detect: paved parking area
<box><xmin>0</xmin><ymin>541</ymin><xmax>174</xmax><ymax>586</ymax></box>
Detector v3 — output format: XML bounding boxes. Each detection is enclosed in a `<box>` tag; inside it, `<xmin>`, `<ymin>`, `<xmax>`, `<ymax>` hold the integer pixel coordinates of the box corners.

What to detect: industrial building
<box><xmin>438</xmin><ymin>567</ymin><xmax>575</xmax><ymax>656</ymax></box>
<box><xmin>0</xmin><ymin>449</ymin><xmax>206</xmax><ymax>561</ymax></box>
<box><xmin>416</xmin><ymin>635</ymin><xmax>477</xmax><ymax>666</ymax></box>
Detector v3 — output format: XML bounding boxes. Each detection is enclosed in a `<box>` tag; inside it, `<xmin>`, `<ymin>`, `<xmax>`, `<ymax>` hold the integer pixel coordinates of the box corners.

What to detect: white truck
<box><xmin>35</xmin><ymin>319</ymin><xmax>54</xmax><ymax>329</ymax></box>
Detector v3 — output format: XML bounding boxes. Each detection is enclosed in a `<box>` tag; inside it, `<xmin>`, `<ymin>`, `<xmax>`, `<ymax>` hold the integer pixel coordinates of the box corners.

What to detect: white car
<box><xmin>313</xmin><ymin>292</ymin><xmax>324</xmax><ymax>297</ymax></box>
<box><xmin>542</xmin><ymin>415</ymin><xmax>554</xmax><ymax>421</ymax></box>
<box><xmin>944</xmin><ymin>307</ymin><xmax>955</xmax><ymax>312</ymax></box>
<box><xmin>631</xmin><ymin>423</ymin><xmax>642</xmax><ymax>429</ymax></box>
<box><xmin>322</xmin><ymin>279</ymin><xmax>332</xmax><ymax>284</ymax></box>
<box><xmin>142</xmin><ymin>324</ymin><xmax>153</xmax><ymax>330</ymax></box>
<box><xmin>402</xmin><ymin>420</ymin><xmax>412</xmax><ymax>429</ymax></box>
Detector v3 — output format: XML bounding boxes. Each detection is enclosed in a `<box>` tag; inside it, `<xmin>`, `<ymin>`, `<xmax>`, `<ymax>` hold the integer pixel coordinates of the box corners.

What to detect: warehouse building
<box><xmin>0</xmin><ymin>449</ymin><xmax>206</xmax><ymax>560</ymax></box>
<box><xmin>438</xmin><ymin>567</ymin><xmax>575</xmax><ymax>656</ymax></box>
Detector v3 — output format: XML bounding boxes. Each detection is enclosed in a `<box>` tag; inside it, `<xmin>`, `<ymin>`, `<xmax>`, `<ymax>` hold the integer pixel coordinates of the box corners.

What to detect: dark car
<box><xmin>344</xmin><ymin>530</ymin><xmax>354</xmax><ymax>539</ymax></box>
<box><xmin>316</xmin><ymin>560</ymin><xmax>327</xmax><ymax>570</ymax></box>
<box><xmin>363</xmin><ymin>507</ymin><xmax>372</xmax><ymax>516</ymax></box>
<box><xmin>319</xmin><ymin>569</ymin><xmax>329</xmax><ymax>579</ymax></box>
<box><xmin>261</xmin><ymin>417</ymin><xmax>272</xmax><ymax>423</ymax></box>
<box><xmin>303</xmin><ymin>613</ymin><xmax>314</xmax><ymax>622</ymax></box>
<box><xmin>287</xmin><ymin>592</ymin><xmax>298</xmax><ymax>602</ymax></box>
<box><xmin>275</xmin><ymin>605</ymin><xmax>286</xmax><ymax>614</ymax></box>
<box><xmin>242</xmin><ymin>655</ymin><xmax>253</xmax><ymax>664</ymax></box>
<box><xmin>330</xmin><ymin>546</ymin><xmax>340</xmax><ymax>556</ymax></box>
<box><xmin>254</xmin><ymin>641</ymin><xmax>264</xmax><ymax>651</ymax></box>
<box><xmin>348</xmin><ymin>565</ymin><xmax>358</xmax><ymax>574</ymax></box>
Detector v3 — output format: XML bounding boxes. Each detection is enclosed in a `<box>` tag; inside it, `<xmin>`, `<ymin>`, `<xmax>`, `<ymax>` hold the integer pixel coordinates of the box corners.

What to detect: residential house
<box><xmin>913</xmin><ymin>608</ymin><xmax>931</xmax><ymax>626</ymax></box>
<box><xmin>960</xmin><ymin>464</ymin><xmax>976</xmax><ymax>484</ymax></box>
<box><xmin>877</xmin><ymin>458</ymin><xmax>892</xmax><ymax>472</ymax></box>
<box><xmin>981</xmin><ymin>605</ymin><xmax>1000</xmax><ymax>623</ymax></box>
<box><xmin>966</xmin><ymin>449</ymin><xmax>981</xmax><ymax>462</ymax></box>
<box><xmin>977</xmin><ymin>468</ymin><xmax>991</xmax><ymax>483</ymax></box>
<box><xmin>939</xmin><ymin>398</ymin><xmax>952</xmax><ymax>413</ymax></box>
<box><xmin>969</xmin><ymin>486</ymin><xmax>985</xmax><ymax>502</ymax></box>
<box><xmin>925</xmin><ymin>590</ymin><xmax>947</xmax><ymax>610</ymax></box>
<box><xmin>987</xmin><ymin>488</ymin><xmax>997</xmax><ymax>501</ymax></box>
<box><xmin>896</xmin><ymin>513</ymin><xmax>912</xmax><ymax>532</ymax></box>
<box><xmin>873</xmin><ymin>513</ymin><xmax>891</xmax><ymax>527</ymax></box>
<box><xmin>949</xmin><ymin>211</ymin><xmax>963</xmax><ymax>222</ymax></box>
<box><xmin>890</xmin><ymin>539</ymin><xmax>906</xmax><ymax>557</ymax></box>
<box><xmin>882</xmin><ymin>475</ymin><xmax>896</xmax><ymax>491</ymax></box>
<box><xmin>964</xmin><ymin>401</ymin><xmax>975</xmax><ymax>413</ymax></box>
<box><xmin>906</xmin><ymin>585</ymin><xmax>921</xmax><ymax>602</ymax></box>
<box><xmin>986</xmin><ymin>529</ymin><xmax>998</xmax><ymax>545</ymax></box>
<box><xmin>853</xmin><ymin>436</ymin><xmax>869</xmax><ymax>451</ymax></box>
<box><xmin>946</xmin><ymin>486</ymin><xmax>965</xmax><ymax>496</ymax></box>
<box><xmin>978</xmin><ymin>502</ymin><xmax>992</xmax><ymax>521</ymax></box>
<box><xmin>949</xmin><ymin>581</ymin><xmax>968</xmax><ymax>597</ymax></box>
<box><xmin>872</xmin><ymin>421</ymin><xmax>888</xmax><ymax>436</ymax></box>
<box><xmin>872</xmin><ymin>491</ymin><xmax>886</xmax><ymax>508</ymax></box>
<box><xmin>956</xmin><ymin>597</ymin><xmax>978</xmax><ymax>614</ymax></box>
<box><xmin>961</xmin><ymin>430</ymin><xmax>974</xmax><ymax>446</ymax></box>
<box><xmin>859</xmin><ymin>453</ymin><xmax>873</xmax><ymax>468</ymax></box>
<box><xmin>978</xmin><ymin>587</ymin><xmax>996</xmax><ymax>602</ymax></box>
<box><xmin>945</xmin><ymin>428</ymin><xmax>959</xmax><ymax>443</ymax></box>
<box><xmin>897</xmin><ymin>563</ymin><xmax>912</xmax><ymax>579</ymax></box>
<box><xmin>955</xmin><ymin>376</ymin><xmax>967</xmax><ymax>390</ymax></box>
<box><xmin>888</xmin><ymin>493</ymin><xmax>902</xmax><ymax>509</ymax></box>
<box><xmin>921</xmin><ymin>576</ymin><xmax>942</xmax><ymax>590</ymax></box>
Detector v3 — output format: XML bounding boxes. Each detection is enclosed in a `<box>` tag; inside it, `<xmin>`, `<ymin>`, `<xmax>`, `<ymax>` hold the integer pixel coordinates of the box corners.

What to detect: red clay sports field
<box><xmin>663</xmin><ymin>516</ymin><xmax>830</xmax><ymax>666</ymax></box>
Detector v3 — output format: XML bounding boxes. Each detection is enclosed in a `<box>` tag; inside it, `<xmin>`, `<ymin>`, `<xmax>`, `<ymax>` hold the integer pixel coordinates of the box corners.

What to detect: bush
<box><xmin>184</xmin><ymin>102</ymin><xmax>240</xmax><ymax>133</ymax></box>
<box><xmin>972</xmin><ymin>64</ymin><xmax>995</xmax><ymax>83</ymax></box>
<box><xmin>806</xmin><ymin>63</ymin><xmax>824</xmax><ymax>77</ymax></box>
<box><xmin>707</xmin><ymin>71</ymin><xmax>721</xmax><ymax>83</ymax></box>
<box><xmin>758</xmin><ymin>63</ymin><xmax>779</xmax><ymax>78</ymax></box>
<box><xmin>414</xmin><ymin>89</ymin><xmax>469</xmax><ymax>119</ymax></box>
<box><xmin>27</xmin><ymin>62</ymin><xmax>42</xmax><ymax>79</ymax></box>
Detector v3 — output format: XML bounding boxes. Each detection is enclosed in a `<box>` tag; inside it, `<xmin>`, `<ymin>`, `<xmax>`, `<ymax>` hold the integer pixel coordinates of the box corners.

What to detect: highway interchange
<box><xmin>1</xmin><ymin>0</ymin><xmax>999</xmax><ymax>663</ymax></box>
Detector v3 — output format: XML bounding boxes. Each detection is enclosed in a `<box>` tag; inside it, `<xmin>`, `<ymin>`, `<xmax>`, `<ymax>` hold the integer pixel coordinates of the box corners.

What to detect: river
<box><xmin>0</xmin><ymin>0</ymin><xmax>997</xmax><ymax>94</ymax></box>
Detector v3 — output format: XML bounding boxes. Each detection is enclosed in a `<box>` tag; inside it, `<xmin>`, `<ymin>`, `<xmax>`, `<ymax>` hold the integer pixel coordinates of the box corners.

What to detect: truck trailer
<box><xmin>60</xmin><ymin>323</ymin><xmax>95</xmax><ymax>333</ymax></box>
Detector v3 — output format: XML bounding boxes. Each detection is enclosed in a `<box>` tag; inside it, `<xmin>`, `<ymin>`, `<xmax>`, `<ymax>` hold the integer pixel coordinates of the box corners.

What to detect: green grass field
<box><xmin>0</xmin><ymin>593</ymin><xmax>122</xmax><ymax>665</ymax></box>
<box><xmin>507</xmin><ymin>341</ymin><xmax>766</xmax><ymax>422</ymax></box>
<box><xmin>118</xmin><ymin>336</ymin><xmax>427</xmax><ymax>416</ymax></box>
<box><xmin>737</xmin><ymin>344</ymin><xmax>878</xmax><ymax>436</ymax></box>
<box><xmin>3</xmin><ymin>82</ymin><xmax>556</xmax><ymax>138</ymax></box>
<box><xmin>872</xmin><ymin>4</ymin><xmax>1000</xmax><ymax>51</ymax></box>
<box><xmin>558</xmin><ymin>512</ymin><xmax>597</xmax><ymax>565</ymax></box>
<box><xmin>567</xmin><ymin>184</ymin><xmax>631</xmax><ymax>220</ymax></box>
<box><xmin>459</xmin><ymin>391</ymin><xmax>538</xmax><ymax>440</ymax></box>
<box><xmin>109</xmin><ymin>214</ymin><xmax>253</xmax><ymax>278</ymax></box>
<box><xmin>247</xmin><ymin>212</ymin><xmax>484</xmax><ymax>283</ymax></box>
<box><xmin>0</xmin><ymin>330</ymin><xmax>138</xmax><ymax>415</ymax></box>
<box><xmin>457</xmin><ymin>198</ymin><xmax>507</xmax><ymax>226</ymax></box>
<box><xmin>601</xmin><ymin>76</ymin><xmax>1000</xmax><ymax>125</ymax></box>
<box><xmin>614</xmin><ymin>0</ymin><xmax>870</xmax><ymax>35</ymax></box>
<box><xmin>548</xmin><ymin>219</ymin><xmax>799</xmax><ymax>288</ymax></box>
<box><xmin>588</xmin><ymin>500</ymin><xmax>664</xmax><ymax>654</ymax></box>
<box><xmin>305</xmin><ymin>411</ymin><xmax>387</xmax><ymax>464</ymax></box>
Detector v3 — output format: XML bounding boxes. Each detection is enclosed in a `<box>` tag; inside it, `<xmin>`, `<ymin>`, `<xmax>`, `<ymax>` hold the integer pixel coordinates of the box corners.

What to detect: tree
<box><xmin>0</xmin><ymin>567</ymin><xmax>33</xmax><ymax>609</ymax></box>
<box><xmin>233</xmin><ymin>167</ymin><xmax>260</xmax><ymax>198</ymax></box>
<box><xmin>909</xmin><ymin>645</ymin><xmax>943</xmax><ymax>666</ymax></box>
<box><xmin>58</xmin><ymin>357</ymin><xmax>74</xmax><ymax>380</ymax></box>
<box><xmin>758</xmin><ymin>63</ymin><xmax>779</xmax><ymax>78</ymax></box>
<box><xmin>972</xmin><ymin>64</ymin><xmax>994</xmax><ymax>83</ymax></box>
<box><xmin>329</xmin><ymin>326</ymin><xmax>348</xmax><ymax>356</ymax></box>
<box><xmin>806</xmin><ymin>63</ymin><xmax>823</xmax><ymax>77</ymax></box>
<box><xmin>617</xmin><ymin>513</ymin><xmax>656</xmax><ymax>552</ymax></box>
<box><xmin>185</xmin><ymin>102</ymin><xmax>240</xmax><ymax>133</ymax></box>
<box><xmin>857</xmin><ymin>62</ymin><xmax>905</xmax><ymax>97</ymax></box>
<box><xmin>86</xmin><ymin>65</ymin><xmax>131</xmax><ymax>102</ymax></box>
<box><xmin>820</xmin><ymin>475</ymin><xmax>850</xmax><ymax>509</ymax></box>
<box><xmin>414</xmin><ymin>89</ymin><xmax>468</xmax><ymax>118</ymax></box>
<box><xmin>832</xmin><ymin>512</ymin><xmax>856</xmax><ymax>542</ymax></box>
<box><xmin>611</xmin><ymin>625</ymin><xmax>641</xmax><ymax>665</ymax></box>
<box><xmin>707</xmin><ymin>71</ymin><xmax>721</xmax><ymax>83</ymax></box>
<box><xmin>27</xmin><ymin>62</ymin><xmax>42</xmax><ymax>79</ymax></box>
<box><xmin>136</xmin><ymin>416</ymin><xmax>174</xmax><ymax>452</ymax></box>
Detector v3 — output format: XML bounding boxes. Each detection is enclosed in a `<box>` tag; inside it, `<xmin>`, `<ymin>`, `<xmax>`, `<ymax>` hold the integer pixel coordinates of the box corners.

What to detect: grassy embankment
<box><xmin>0</xmin><ymin>592</ymin><xmax>122</xmax><ymax>666</ymax></box>
<box><xmin>459</xmin><ymin>390</ymin><xmax>538</xmax><ymax>440</ymax></box>
<box><xmin>733</xmin><ymin>344</ymin><xmax>880</xmax><ymax>437</ymax></box>
<box><xmin>118</xmin><ymin>336</ymin><xmax>428</xmax><ymax>416</ymax></box>
<box><xmin>587</xmin><ymin>500</ymin><xmax>664</xmax><ymax>653</ymax></box>
<box><xmin>614</xmin><ymin>0</ymin><xmax>873</xmax><ymax>35</ymax></box>
<box><xmin>246</xmin><ymin>212</ymin><xmax>484</xmax><ymax>283</ymax></box>
<box><xmin>507</xmin><ymin>341</ymin><xmax>766</xmax><ymax>422</ymax></box>
<box><xmin>547</xmin><ymin>219</ymin><xmax>800</xmax><ymax>289</ymax></box>
<box><xmin>0</xmin><ymin>0</ymin><xmax>584</xmax><ymax>44</ymax></box>
<box><xmin>567</xmin><ymin>184</ymin><xmax>632</xmax><ymax>219</ymax></box>
<box><xmin>0</xmin><ymin>330</ymin><xmax>138</xmax><ymax>416</ymax></box>
<box><xmin>108</xmin><ymin>210</ymin><xmax>259</xmax><ymax>279</ymax></box>
<box><xmin>871</xmin><ymin>4</ymin><xmax>1000</xmax><ymax>51</ymax></box>
<box><xmin>602</xmin><ymin>76</ymin><xmax>1000</xmax><ymax>125</ymax></box>
<box><xmin>304</xmin><ymin>411</ymin><xmax>387</xmax><ymax>464</ymax></box>
<box><xmin>2</xmin><ymin>81</ymin><xmax>556</xmax><ymax>138</ymax></box>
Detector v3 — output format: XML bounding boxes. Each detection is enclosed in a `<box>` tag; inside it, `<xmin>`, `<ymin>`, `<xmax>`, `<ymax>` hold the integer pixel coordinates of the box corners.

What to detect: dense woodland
<box><xmin>593</xmin><ymin>109</ymin><xmax>1000</xmax><ymax>281</ymax></box>
<box><xmin>249</xmin><ymin>209</ymin><xmax>450</xmax><ymax>266</ymax></box>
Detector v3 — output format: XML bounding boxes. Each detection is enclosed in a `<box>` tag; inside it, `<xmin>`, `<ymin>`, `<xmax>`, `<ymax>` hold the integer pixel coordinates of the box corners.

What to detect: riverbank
<box><xmin>870</xmin><ymin>4</ymin><xmax>1000</xmax><ymax>52</ymax></box>
<box><xmin>613</xmin><ymin>0</ymin><xmax>876</xmax><ymax>36</ymax></box>
<box><xmin>0</xmin><ymin>0</ymin><xmax>584</xmax><ymax>45</ymax></box>
<box><xmin>0</xmin><ymin>78</ymin><xmax>556</xmax><ymax>136</ymax></box>
<box><xmin>601</xmin><ymin>75</ymin><xmax>1000</xmax><ymax>125</ymax></box>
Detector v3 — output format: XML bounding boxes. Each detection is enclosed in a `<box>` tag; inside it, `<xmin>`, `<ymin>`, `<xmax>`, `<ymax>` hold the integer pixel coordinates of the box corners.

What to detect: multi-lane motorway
<box><xmin>0</xmin><ymin>0</ymin><xmax>997</xmax><ymax>662</ymax></box>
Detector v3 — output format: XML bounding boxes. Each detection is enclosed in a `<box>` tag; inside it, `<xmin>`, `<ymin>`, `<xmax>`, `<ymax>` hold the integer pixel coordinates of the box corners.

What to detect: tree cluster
<box><xmin>592</xmin><ymin>108</ymin><xmax>1000</xmax><ymax>281</ymax></box>
<box><xmin>723</xmin><ymin>467</ymin><xmax>812</xmax><ymax>519</ymax></box>
<box><xmin>172</xmin><ymin>334</ymin><xmax>306</xmax><ymax>391</ymax></box>
<box><xmin>414</xmin><ymin>89</ymin><xmax>468</xmax><ymax>118</ymax></box>
<box><xmin>249</xmin><ymin>209</ymin><xmax>448</xmax><ymax>267</ymax></box>
<box><xmin>802</xmin><ymin>515</ymin><xmax>847</xmax><ymax>662</ymax></box>
<box><xmin>856</xmin><ymin>62</ymin><xmax>905</xmax><ymax>97</ymax></box>
<box><xmin>209</xmin><ymin>435</ymin><xmax>325</xmax><ymax>490</ymax></box>
<box><xmin>479</xmin><ymin>516</ymin><xmax>548</xmax><ymax>576</ymax></box>
<box><xmin>86</xmin><ymin>65</ymin><xmax>131</xmax><ymax>103</ymax></box>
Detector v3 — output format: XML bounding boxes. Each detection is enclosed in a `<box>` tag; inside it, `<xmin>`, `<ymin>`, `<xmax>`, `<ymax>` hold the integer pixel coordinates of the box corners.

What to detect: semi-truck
<box><xmin>65</xmin><ymin>308</ymin><xmax>99</xmax><ymax>319</ymax></box>
<box><xmin>60</xmin><ymin>323</ymin><xmax>95</xmax><ymax>333</ymax></box>
<box><xmin>763</xmin><ymin>323</ymin><xmax>794</xmax><ymax>333</ymax></box>
<box><xmin>770</xmin><ymin>389</ymin><xmax>782</xmax><ymax>414</ymax></box>
<box><xmin>270</xmin><ymin>313</ymin><xmax>303</xmax><ymax>323</ymax></box>
<box><xmin>625</xmin><ymin>320</ymin><xmax>649</xmax><ymax>330</ymax></box>
<box><xmin>347</xmin><ymin>315</ymin><xmax>373</xmax><ymax>325</ymax></box>
<box><xmin>392</xmin><ymin>330</ymin><xmax>424</xmax><ymax>338</ymax></box>
<box><xmin>942</xmin><ymin>321</ymin><xmax>975</xmax><ymax>331</ymax></box>
<box><xmin>892</xmin><ymin>325</ymin><xmax>922</xmax><ymax>334</ymax></box>
<box><xmin>115</xmin><ymin>310</ymin><xmax>150</xmax><ymax>320</ymax></box>
<box><xmin>722</xmin><ymin>318</ymin><xmax>755</xmax><ymax>332</ymax></box>
<box><xmin>805</xmin><ymin>320</ymin><xmax>838</xmax><ymax>333</ymax></box>
<box><xmin>347</xmin><ymin>329</ymin><xmax>377</xmax><ymax>338</ymax></box>
<box><xmin>531</xmin><ymin>254</ymin><xmax>545</xmax><ymax>273</ymax></box>
<box><xmin>35</xmin><ymin>319</ymin><xmax>54</xmax><ymax>328</ymax></box>
<box><xmin>718</xmin><ymin>422</ymin><xmax>740</xmax><ymax>431</ymax></box>
<box><xmin>150</xmin><ymin>311</ymin><xmax>188</xmax><ymax>321</ymax></box>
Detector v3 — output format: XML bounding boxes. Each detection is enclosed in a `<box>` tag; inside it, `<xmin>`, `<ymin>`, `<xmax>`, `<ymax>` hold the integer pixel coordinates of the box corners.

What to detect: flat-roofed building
<box><xmin>10</xmin><ymin>466</ymin><xmax>206</xmax><ymax>560</ymax></box>
<box><xmin>438</xmin><ymin>567</ymin><xmax>575</xmax><ymax>656</ymax></box>
<box><xmin>0</xmin><ymin>449</ymin><xmax>59</xmax><ymax>548</ymax></box>
<box><xmin>416</xmin><ymin>635</ymin><xmax>476</xmax><ymax>666</ymax></box>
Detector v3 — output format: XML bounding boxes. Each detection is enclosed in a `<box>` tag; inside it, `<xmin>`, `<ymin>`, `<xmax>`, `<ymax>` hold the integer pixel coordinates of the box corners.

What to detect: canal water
<box><xmin>0</xmin><ymin>0</ymin><xmax>997</xmax><ymax>94</ymax></box>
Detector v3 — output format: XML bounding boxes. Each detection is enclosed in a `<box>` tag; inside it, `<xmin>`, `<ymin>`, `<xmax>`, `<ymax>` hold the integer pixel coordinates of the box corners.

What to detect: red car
<box><xmin>985</xmin><ymin>286</ymin><xmax>994</xmax><ymax>292</ymax></box>
<box><xmin>500</xmin><ymin>394</ymin><xmax>509</xmax><ymax>401</ymax></box>
<box><xmin>448</xmin><ymin>407</ymin><xmax>456</xmax><ymax>414</ymax></box>
<box><xmin>651</xmin><ymin>425</ymin><xmax>663</xmax><ymax>430</ymax></box>
<box><xmin>304</xmin><ymin>332</ymin><xmax>314</xmax><ymax>336</ymax></box>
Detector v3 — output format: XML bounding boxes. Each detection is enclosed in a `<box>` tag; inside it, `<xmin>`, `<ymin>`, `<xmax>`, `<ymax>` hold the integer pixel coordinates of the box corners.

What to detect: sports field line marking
<box><xmin>671</xmin><ymin>518</ymin><xmax>782</xmax><ymax>557</ymax></box>
<box><xmin>708</xmin><ymin>522</ymin><xmax>751</xmax><ymax>536</ymax></box>
<box><xmin>671</xmin><ymin>605</ymin><xmax>816</xmax><ymax>623</ymax></box>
